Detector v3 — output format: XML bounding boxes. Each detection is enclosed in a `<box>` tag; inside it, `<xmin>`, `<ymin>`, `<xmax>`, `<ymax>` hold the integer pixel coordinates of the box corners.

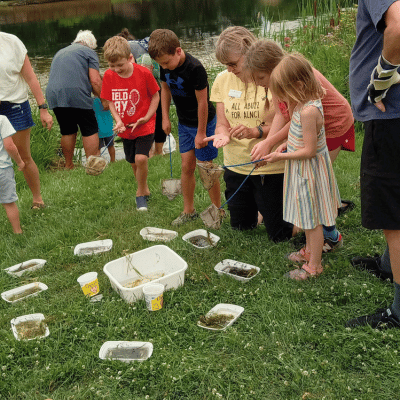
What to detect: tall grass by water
<box><xmin>2</xmin><ymin>5</ymin><xmax>400</xmax><ymax>400</ymax></box>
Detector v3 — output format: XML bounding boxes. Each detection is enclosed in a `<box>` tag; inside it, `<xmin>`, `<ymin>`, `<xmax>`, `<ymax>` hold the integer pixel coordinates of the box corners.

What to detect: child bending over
<box><xmin>0</xmin><ymin>115</ymin><xmax>25</xmax><ymax>233</ymax></box>
<box><xmin>265</xmin><ymin>53</ymin><xmax>341</xmax><ymax>280</ymax></box>
<box><xmin>101</xmin><ymin>36</ymin><xmax>159</xmax><ymax>211</ymax></box>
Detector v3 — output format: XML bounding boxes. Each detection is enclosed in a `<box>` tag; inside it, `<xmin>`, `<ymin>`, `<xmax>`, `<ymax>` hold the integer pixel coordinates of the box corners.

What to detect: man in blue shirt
<box><xmin>347</xmin><ymin>0</ymin><xmax>400</xmax><ymax>329</ymax></box>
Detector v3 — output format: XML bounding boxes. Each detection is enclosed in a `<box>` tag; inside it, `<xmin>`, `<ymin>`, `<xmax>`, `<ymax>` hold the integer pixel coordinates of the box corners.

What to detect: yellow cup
<box><xmin>77</xmin><ymin>272</ymin><xmax>100</xmax><ymax>297</ymax></box>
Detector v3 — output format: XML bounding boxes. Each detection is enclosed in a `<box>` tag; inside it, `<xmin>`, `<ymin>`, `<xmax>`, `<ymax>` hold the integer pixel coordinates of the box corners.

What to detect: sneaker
<box><xmin>322</xmin><ymin>233</ymin><xmax>343</xmax><ymax>253</ymax></box>
<box><xmin>171</xmin><ymin>210</ymin><xmax>198</xmax><ymax>226</ymax></box>
<box><xmin>351</xmin><ymin>254</ymin><xmax>393</xmax><ymax>282</ymax></box>
<box><xmin>136</xmin><ymin>196</ymin><xmax>148</xmax><ymax>211</ymax></box>
<box><xmin>338</xmin><ymin>199</ymin><xmax>355</xmax><ymax>216</ymax></box>
<box><xmin>345</xmin><ymin>307</ymin><xmax>400</xmax><ymax>329</ymax></box>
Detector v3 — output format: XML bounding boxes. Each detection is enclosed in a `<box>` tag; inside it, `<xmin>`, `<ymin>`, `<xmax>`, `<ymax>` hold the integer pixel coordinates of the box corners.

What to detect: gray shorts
<box><xmin>0</xmin><ymin>166</ymin><xmax>18</xmax><ymax>204</ymax></box>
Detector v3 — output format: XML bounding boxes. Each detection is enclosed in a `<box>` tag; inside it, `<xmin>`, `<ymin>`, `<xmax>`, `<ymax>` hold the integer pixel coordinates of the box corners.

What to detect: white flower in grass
<box><xmin>7</xmin><ymin>355</ymin><xmax>12</xmax><ymax>359</ymax></box>
<box><xmin>145</xmin><ymin>396</ymin><xmax>150</xmax><ymax>399</ymax></box>
<box><xmin>284</xmin><ymin>381</ymin><xmax>289</xmax><ymax>386</ymax></box>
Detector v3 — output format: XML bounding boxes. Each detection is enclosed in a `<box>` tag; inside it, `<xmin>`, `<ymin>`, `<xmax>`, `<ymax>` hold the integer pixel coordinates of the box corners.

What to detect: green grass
<box><xmin>1</xmin><ymin>6</ymin><xmax>400</xmax><ymax>400</ymax></box>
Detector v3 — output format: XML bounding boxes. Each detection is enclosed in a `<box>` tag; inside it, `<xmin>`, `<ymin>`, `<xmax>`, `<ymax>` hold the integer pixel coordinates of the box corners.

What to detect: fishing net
<box><xmin>85</xmin><ymin>155</ymin><xmax>108</xmax><ymax>176</ymax></box>
<box><xmin>162</xmin><ymin>178</ymin><xmax>182</xmax><ymax>200</ymax></box>
<box><xmin>200</xmin><ymin>203</ymin><xmax>225</xmax><ymax>230</ymax></box>
<box><xmin>197</xmin><ymin>161</ymin><xmax>224</xmax><ymax>191</ymax></box>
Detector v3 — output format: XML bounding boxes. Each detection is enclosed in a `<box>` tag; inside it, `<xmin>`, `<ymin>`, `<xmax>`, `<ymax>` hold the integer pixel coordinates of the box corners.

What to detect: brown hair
<box><xmin>148</xmin><ymin>29</ymin><xmax>180</xmax><ymax>59</ymax></box>
<box><xmin>103</xmin><ymin>36</ymin><xmax>131</xmax><ymax>63</ymax></box>
<box><xmin>215</xmin><ymin>26</ymin><xmax>256</xmax><ymax>64</ymax></box>
<box><xmin>118</xmin><ymin>28</ymin><xmax>135</xmax><ymax>41</ymax></box>
<box><xmin>269</xmin><ymin>53</ymin><xmax>325</xmax><ymax>104</ymax></box>
<box><xmin>244</xmin><ymin>39</ymin><xmax>284</xmax><ymax>75</ymax></box>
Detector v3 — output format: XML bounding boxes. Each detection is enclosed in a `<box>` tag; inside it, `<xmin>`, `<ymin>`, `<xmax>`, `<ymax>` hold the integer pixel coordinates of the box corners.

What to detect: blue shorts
<box><xmin>178</xmin><ymin>116</ymin><xmax>218</xmax><ymax>161</ymax></box>
<box><xmin>0</xmin><ymin>166</ymin><xmax>18</xmax><ymax>204</ymax></box>
<box><xmin>0</xmin><ymin>100</ymin><xmax>35</xmax><ymax>131</ymax></box>
<box><xmin>99</xmin><ymin>135</ymin><xmax>114</xmax><ymax>149</ymax></box>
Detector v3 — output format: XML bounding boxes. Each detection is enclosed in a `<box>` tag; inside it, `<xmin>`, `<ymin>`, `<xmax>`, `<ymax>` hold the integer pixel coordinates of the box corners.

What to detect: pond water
<box><xmin>0</xmin><ymin>0</ymin><xmax>305</xmax><ymax>88</ymax></box>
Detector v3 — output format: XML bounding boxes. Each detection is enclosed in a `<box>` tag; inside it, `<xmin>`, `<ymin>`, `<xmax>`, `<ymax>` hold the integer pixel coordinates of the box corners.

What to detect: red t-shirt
<box><xmin>101</xmin><ymin>64</ymin><xmax>160</xmax><ymax>139</ymax></box>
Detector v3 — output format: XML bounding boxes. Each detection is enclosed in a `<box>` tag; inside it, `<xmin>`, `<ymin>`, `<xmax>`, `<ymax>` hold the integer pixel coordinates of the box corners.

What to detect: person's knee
<box><xmin>135</xmin><ymin>154</ymin><xmax>148</xmax><ymax>167</ymax></box>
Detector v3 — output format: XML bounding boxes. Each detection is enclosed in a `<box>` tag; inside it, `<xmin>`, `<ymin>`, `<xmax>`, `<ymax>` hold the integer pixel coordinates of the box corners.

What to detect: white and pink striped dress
<box><xmin>283</xmin><ymin>99</ymin><xmax>340</xmax><ymax>230</ymax></box>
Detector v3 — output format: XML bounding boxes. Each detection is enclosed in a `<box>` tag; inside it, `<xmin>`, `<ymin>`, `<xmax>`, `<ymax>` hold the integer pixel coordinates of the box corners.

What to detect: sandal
<box><xmin>287</xmin><ymin>247</ymin><xmax>310</xmax><ymax>264</ymax></box>
<box><xmin>31</xmin><ymin>202</ymin><xmax>46</xmax><ymax>210</ymax></box>
<box><xmin>284</xmin><ymin>263</ymin><xmax>323</xmax><ymax>281</ymax></box>
<box><xmin>338</xmin><ymin>200</ymin><xmax>355</xmax><ymax>216</ymax></box>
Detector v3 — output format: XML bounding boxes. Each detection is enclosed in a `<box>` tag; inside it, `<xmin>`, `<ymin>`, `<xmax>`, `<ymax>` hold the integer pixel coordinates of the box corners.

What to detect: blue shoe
<box><xmin>136</xmin><ymin>196</ymin><xmax>148</xmax><ymax>211</ymax></box>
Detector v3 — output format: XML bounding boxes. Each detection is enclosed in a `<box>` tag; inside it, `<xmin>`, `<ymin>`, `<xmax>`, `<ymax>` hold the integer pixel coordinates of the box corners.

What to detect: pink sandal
<box><xmin>287</xmin><ymin>247</ymin><xmax>310</xmax><ymax>264</ymax></box>
<box><xmin>284</xmin><ymin>263</ymin><xmax>323</xmax><ymax>281</ymax></box>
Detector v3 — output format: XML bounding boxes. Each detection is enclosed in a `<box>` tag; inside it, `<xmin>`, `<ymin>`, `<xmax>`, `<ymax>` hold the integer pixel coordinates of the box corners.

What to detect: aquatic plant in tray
<box><xmin>197</xmin><ymin>304</ymin><xmax>244</xmax><ymax>331</ymax></box>
<box><xmin>1</xmin><ymin>282</ymin><xmax>48</xmax><ymax>303</ymax></box>
<box><xmin>11</xmin><ymin>313</ymin><xmax>50</xmax><ymax>341</ymax></box>
<box><xmin>214</xmin><ymin>259</ymin><xmax>260</xmax><ymax>282</ymax></box>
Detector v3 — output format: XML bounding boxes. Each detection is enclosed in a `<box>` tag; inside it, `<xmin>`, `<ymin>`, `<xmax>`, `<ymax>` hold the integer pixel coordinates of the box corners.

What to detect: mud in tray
<box><xmin>197</xmin><ymin>303</ymin><xmax>244</xmax><ymax>331</ymax></box>
<box><xmin>74</xmin><ymin>239</ymin><xmax>113</xmax><ymax>256</ymax></box>
<box><xmin>99</xmin><ymin>341</ymin><xmax>153</xmax><ymax>362</ymax></box>
<box><xmin>214</xmin><ymin>259</ymin><xmax>260</xmax><ymax>282</ymax></box>
<box><xmin>5</xmin><ymin>259</ymin><xmax>46</xmax><ymax>277</ymax></box>
<box><xmin>11</xmin><ymin>313</ymin><xmax>50</xmax><ymax>341</ymax></box>
<box><xmin>2</xmin><ymin>282</ymin><xmax>48</xmax><ymax>303</ymax></box>
<box><xmin>182</xmin><ymin>229</ymin><xmax>220</xmax><ymax>249</ymax></box>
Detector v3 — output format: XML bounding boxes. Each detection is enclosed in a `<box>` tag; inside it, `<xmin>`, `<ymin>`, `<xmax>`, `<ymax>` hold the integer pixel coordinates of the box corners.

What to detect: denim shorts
<box><xmin>0</xmin><ymin>100</ymin><xmax>35</xmax><ymax>131</ymax></box>
<box><xmin>0</xmin><ymin>166</ymin><xmax>18</xmax><ymax>204</ymax></box>
<box><xmin>178</xmin><ymin>116</ymin><xmax>218</xmax><ymax>161</ymax></box>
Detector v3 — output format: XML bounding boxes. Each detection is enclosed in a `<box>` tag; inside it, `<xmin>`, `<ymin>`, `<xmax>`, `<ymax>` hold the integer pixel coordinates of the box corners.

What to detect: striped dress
<box><xmin>283</xmin><ymin>99</ymin><xmax>341</xmax><ymax>230</ymax></box>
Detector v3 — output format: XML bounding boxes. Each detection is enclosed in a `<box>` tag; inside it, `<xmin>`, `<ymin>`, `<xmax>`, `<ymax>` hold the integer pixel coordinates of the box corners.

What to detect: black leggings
<box><xmin>224</xmin><ymin>169</ymin><xmax>293</xmax><ymax>242</ymax></box>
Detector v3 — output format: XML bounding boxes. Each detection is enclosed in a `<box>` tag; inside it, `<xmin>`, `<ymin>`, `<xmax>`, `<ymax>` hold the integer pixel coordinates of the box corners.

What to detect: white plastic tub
<box><xmin>11</xmin><ymin>313</ymin><xmax>49</xmax><ymax>341</ymax></box>
<box><xmin>74</xmin><ymin>239</ymin><xmax>113</xmax><ymax>256</ymax></box>
<box><xmin>182</xmin><ymin>229</ymin><xmax>220</xmax><ymax>249</ymax></box>
<box><xmin>5</xmin><ymin>259</ymin><xmax>46</xmax><ymax>277</ymax></box>
<box><xmin>99</xmin><ymin>341</ymin><xmax>153</xmax><ymax>362</ymax></box>
<box><xmin>139</xmin><ymin>227</ymin><xmax>178</xmax><ymax>242</ymax></box>
<box><xmin>1</xmin><ymin>282</ymin><xmax>48</xmax><ymax>303</ymax></box>
<box><xmin>197</xmin><ymin>303</ymin><xmax>244</xmax><ymax>331</ymax></box>
<box><xmin>103</xmin><ymin>245</ymin><xmax>188</xmax><ymax>304</ymax></box>
<box><xmin>214</xmin><ymin>259</ymin><xmax>260</xmax><ymax>282</ymax></box>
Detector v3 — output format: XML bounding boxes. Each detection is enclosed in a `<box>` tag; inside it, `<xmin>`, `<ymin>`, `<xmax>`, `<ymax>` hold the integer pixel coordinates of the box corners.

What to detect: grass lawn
<box><xmin>1</xmin><ymin>6</ymin><xmax>400</xmax><ymax>400</ymax></box>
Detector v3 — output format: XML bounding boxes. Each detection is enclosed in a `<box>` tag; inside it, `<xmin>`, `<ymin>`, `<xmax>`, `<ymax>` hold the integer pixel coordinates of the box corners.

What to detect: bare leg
<box><xmin>82</xmin><ymin>133</ymin><xmax>100</xmax><ymax>158</ymax></box>
<box><xmin>305</xmin><ymin>225</ymin><xmax>324</xmax><ymax>272</ymax></box>
<box><xmin>131</xmin><ymin>154</ymin><xmax>150</xmax><ymax>197</ymax></box>
<box><xmin>181</xmin><ymin>150</ymin><xmax>196</xmax><ymax>214</ymax></box>
<box><xmin>207</xmin><ymin>178</ymin><xmax>221</xmax><ymax>208</ymax></box>
<box><xmin>61</xmin><ymin>133</ymin><xmax>77</xmax><ymax>169</ymax></box>
<box><xmin>328</xmin><ymin>147</ymin><xmax>341</xmax><ymax>163</ymax></box>
<box><xmin>108</xmin><ymin>145</ymin><xmax>116</xmax><ymax>163</ymax></box>
<box><xmin>3</xmin><ymin>203</ymin><xmax>22</xmax><ymax>234</ymax></box>
<box><xmin>153</xmin><ymin>142</ymin><xmax>164</xmax><ymax>156</ymax></box>
<box><xmin>384</xmin><ymin>229</ymin><xmax>400</xmax><ymax>285</ymax></box>
<box><xmin>12</xmin><ymin>128</ymin><xmax>44</xmax><ymax>204</ymax></box>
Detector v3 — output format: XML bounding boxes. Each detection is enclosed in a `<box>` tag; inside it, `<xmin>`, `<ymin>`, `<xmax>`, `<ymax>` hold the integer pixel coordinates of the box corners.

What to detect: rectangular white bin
<box><xmin>103</xmin><ymin>245</ymin><xmax>188</xmax><ymax>305</ymax></box>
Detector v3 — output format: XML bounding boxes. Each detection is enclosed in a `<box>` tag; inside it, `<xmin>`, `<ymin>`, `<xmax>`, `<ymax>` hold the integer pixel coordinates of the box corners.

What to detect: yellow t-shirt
<box><xmin>210</xmin><ymin>70</ymin><xmax>284</xmax><ymax>175</ymax></box>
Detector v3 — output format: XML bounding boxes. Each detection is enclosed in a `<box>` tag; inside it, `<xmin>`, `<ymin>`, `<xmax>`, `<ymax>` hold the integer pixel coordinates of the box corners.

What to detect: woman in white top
<box><xmin>0</xmin><ymin>32</ymin><xmax>53</xmax><ymax>209</ymax></box>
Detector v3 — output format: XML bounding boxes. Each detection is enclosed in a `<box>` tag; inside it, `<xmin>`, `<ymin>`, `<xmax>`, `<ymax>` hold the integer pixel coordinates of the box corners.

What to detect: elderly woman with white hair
<box><xmin>0</xmin><ymin>31</ymin><xmax>53</xmax><ymax>209</ymax></box>
<box><xmin>46</xmin><ymin>30</ymin><xmax>102</xmax><ymax>169</ymax></box>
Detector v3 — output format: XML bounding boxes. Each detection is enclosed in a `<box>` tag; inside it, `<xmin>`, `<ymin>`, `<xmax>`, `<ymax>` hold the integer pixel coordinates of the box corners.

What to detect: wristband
<box><xmin>257</xmin><ymin>124</ymin><xmax>263</xmax><ymax>139</ymax></box>
<box><xmin>368</xmin><ymin>55</ymin><xmax>400</xmax><ymax>104</ymax></box>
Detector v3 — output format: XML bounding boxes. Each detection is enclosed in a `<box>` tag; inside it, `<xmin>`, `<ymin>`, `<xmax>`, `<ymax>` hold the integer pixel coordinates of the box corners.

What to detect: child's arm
<box><xmin>160</xmin><ymin>81</ymin><xmax>172</xmax><ymax>135</ymax></box>
<box><xmin>127</xmin><ymin>91</ymin><xmax>160</xmax><ymax>132</ymax></box>
<box><xmin>251</xmin><ymin>97</ymin><xmax>290</xmax><ymax>161</ymax></box>
<box><xmin>108</xmin><ymin>101</ymin><xmax>126</xmax><ymax>134</ymax></box>
<box><xmin>3</xmin><ymin>137</ymin><xmax>25</xmax><ymax>171</ymax></box>
<box><xmin>265</xmin><ymin>106</ymin><xmax>320</xmax><ymax>163</ymax></box>
<box><xmin>194</xmin><ymin>87</ymin><xmax>209</xmax><ymax>149</ymax></box>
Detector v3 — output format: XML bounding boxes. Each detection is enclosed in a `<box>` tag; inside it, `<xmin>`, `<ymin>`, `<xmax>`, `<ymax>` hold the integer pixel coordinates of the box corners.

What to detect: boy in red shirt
<box><xmin>101</xmin><ymin>36</ymin><xmax>160</xmax><ymax>211</ymax></box>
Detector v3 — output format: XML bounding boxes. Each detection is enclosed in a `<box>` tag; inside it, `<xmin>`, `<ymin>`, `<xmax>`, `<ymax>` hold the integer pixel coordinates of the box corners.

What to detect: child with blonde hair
<box><xmin>264</xmin><ymin>53</ymin><xmax>341</xmax><ymax>280</ymax></box>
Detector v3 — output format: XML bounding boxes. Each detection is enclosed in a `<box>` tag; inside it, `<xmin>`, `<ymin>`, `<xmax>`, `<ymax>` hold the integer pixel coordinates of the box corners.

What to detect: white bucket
<box><xmin>77</xmin><ymin>272</ymin><xmax>99</xmax><ymax>297</ymax></box>
<box><xmin>142</xmin><ymin>283</ymin><xmax>164</xmax><ymax>311</ymax></box>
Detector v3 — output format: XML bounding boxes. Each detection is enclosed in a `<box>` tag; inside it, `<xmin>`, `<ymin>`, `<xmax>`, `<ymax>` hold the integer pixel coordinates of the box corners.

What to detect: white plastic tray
<box><xmin>74</xmin><ymin>239</ymin><xmax>113</xmax><ymax>256</ymax></box>
<box><xmin>11</xmin><ymin>313</ymin><xmax>49</xmax><ymax>341</ymax></box>
<box><xmin>1</xmin><ymin>282</ymin><xmax>48</xmax><ymax>303</ymax></box>
<box><xmin>197</xmin><ymin>303</ymin><xmax>244</xmax><ymax>331</ymax></box>
<box><xmin>214</xmin><ymin>259</ymin><xmax>260</xmax><ymax>282</ymax></box>
<box><xmin>103</xmin><ymin>245</ymin><xmax>188</xmax><ymax>304</ymax></box>
<box><xmin>99</xmin><ymin>341</ymin><xmax>153</xmax><ymax>362</ymax></box>
<box><xmin>4</xmin><ymin>259</ymin><xmax>46</xmax><ymax>277</ymax></box>
<box><xmin>182</xmin><ymin>229</ymin><xmax>220</xmax><ymax>249</ymax></box>
<box><xmin>139</xmin><ymin>227</ymin><xmax>178</xmax><ymax>242</ymax></box>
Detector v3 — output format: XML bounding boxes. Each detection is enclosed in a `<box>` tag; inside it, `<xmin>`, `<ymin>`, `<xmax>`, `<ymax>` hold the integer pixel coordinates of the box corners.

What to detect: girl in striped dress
<box><xmin>264</xmin><ymin>53</ymin><xmax>341</xmax><ymax>280</ymax></box>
